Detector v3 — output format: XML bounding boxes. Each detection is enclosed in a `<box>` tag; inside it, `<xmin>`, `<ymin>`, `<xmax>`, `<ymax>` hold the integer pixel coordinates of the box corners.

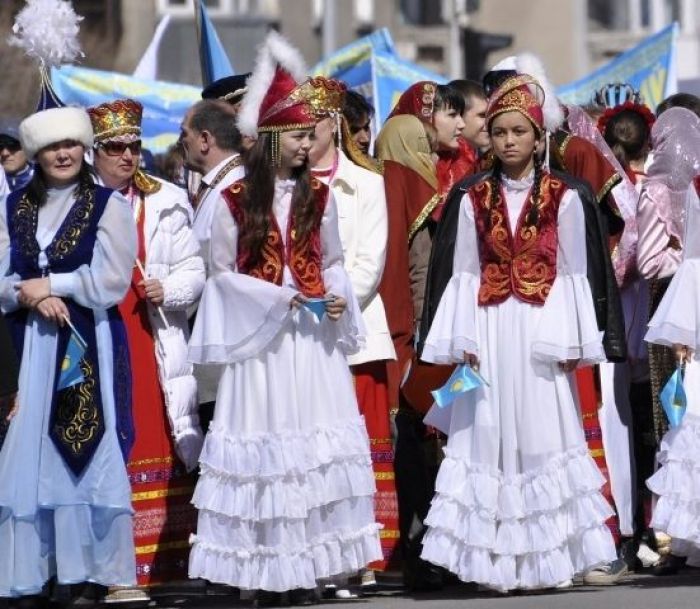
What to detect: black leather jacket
<box><xmin>418</xmin><ymin>169</ymin><xmax>627</xmax><ymax>362</ymax></box>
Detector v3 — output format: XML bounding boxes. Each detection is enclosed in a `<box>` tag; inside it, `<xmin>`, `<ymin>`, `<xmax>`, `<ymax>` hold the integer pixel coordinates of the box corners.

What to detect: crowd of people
<box><xmin>2</xmin><ymin>17</ymin><xmax>700</xmax><ymax>609</ymax></box>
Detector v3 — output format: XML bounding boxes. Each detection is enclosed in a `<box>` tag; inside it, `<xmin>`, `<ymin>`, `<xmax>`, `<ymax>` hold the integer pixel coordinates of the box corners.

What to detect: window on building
<box><xmin>157</xmin><ymin>0</ymin><xmax>234</xmax><ymax>17</ymax></box>
<box><xmin>399</xmin><ymin>0</ymin><xmax>444</xmax><ymax>25</ymax></box>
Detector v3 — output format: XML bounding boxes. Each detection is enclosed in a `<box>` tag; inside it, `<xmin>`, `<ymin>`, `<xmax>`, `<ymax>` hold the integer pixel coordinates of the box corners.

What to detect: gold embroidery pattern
<box><xmin>133</xmin><ymin>170</ymin><xmax>162</xmax><ymax>195</ymax></box>
<box><xmin>54</xmin><ymin>357</ymin><xmax>101</xmax><ymax>456</ymax></box>
<box><xmin>249</xmin><ymin>230</ymin><xmax>284</xmax><ymax>285</ymax></box>
<box><xmin>474</xmin><ymin>175</ymin><xmax>562</xmax><ymax>306</ymax></box>
<box><xmin>47</xmin><ymin>187</ymin><xmax>96</xmax><ymax>261</ymax></box>
<box><xmin>12</xmin><ymin>192</ymin><xmax>41</xmax><ymax>259</ymax></box>
<box><xmin>408</xmin><ymin>193</ymin><xmax>441</xmax><ymax>242</ymax></box>
<box><xmin>598</xmin><ymin>172</ymin><xmax>622</xmax><ymax>206</ymax></box>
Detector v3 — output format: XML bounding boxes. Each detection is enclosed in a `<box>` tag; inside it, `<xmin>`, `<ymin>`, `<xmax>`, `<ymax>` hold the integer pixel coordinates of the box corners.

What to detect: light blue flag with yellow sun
<box><xmin>431</xmin><ymin>364</ymin><xmax>486</xmax><ymax>409</ymax></box>
<box><xmin>57</xmin><ymin>329</ymin><xmax>87</xmax><ymax>390</ymax></box>
<box><xmin>660</xmin><ymin>365</ymin><xmax>687</xmax><ymax>428</ymax></box>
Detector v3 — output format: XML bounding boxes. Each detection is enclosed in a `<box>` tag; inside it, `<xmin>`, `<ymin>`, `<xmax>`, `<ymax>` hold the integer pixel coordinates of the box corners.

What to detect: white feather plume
<box><xmin>237</xmin><ymin>30</ymin><xmax>309</xmax><ymax>138</ymax></box>
<box><xmin>8</xmin><ymin>0</ymin><xmax>83</xmax><ymax>67</ymax></box>
<box><xmin>515</xmin><ymin>52</ymin><xmax>565</xmax><ymax>132</ymax></box>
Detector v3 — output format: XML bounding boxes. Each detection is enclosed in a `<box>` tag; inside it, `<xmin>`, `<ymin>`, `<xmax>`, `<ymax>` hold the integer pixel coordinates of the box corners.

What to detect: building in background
<box><xmin>0</xmin><ymin>0</ymin><xmax>698</xmax><ymax>118</ymax></box>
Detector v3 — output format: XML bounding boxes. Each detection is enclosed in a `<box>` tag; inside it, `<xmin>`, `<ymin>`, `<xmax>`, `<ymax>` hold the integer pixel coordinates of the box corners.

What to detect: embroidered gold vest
<box><xmin>223</xmin><ymin>178</ymin><xmax>328</xmax><ymax>297</ymax></box>
<box><xmin>469</xmin><ymin>173</ymin><xmax>568</xmax><ymax>306</ymax></box>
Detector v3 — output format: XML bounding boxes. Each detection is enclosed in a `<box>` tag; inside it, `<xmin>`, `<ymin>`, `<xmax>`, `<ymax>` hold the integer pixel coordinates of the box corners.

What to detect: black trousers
<box><xmin>393</xmin><ymin>403</ymin><xmax>442</xmax><ymax>588</ymax></box>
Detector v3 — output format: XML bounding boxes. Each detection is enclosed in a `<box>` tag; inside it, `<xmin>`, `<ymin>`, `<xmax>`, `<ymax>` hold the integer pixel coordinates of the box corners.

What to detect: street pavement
<box><xmin>146</xmin><ymin>571</ymin><xmax>700</xmax><ymax>609</ymax></box>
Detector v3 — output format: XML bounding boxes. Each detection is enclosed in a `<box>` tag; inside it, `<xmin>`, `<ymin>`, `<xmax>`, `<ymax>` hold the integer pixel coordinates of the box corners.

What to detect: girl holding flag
<box><xmin>187</xmin><ymin>32</ymin><xmax>381</xmax><ymax>605</ymax></box>
<box><xmin>0</xmin><ymin>97</ymin><xmax>137</xmax><ymax>603</ymax></box>
<box><xmin>419</xmin><ymin>74</ymin><xmax>617</xmax><ymax>592</ymax></box>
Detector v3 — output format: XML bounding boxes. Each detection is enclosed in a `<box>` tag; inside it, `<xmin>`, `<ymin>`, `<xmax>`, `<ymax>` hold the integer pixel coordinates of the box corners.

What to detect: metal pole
<box><xmin>322</xmin><ymin>0</ymin><xmax>337</xmax><ymax>59</ymax></box>
<box><xmin>447</xmin><ymin>0</ymin><xmax>462</xmax><ymax>80</ymax></box>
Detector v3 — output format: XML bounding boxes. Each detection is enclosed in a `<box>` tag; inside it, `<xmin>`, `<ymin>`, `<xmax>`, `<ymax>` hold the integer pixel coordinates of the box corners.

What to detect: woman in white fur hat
<box><xmin>0</xmin><ymin>96</ymin><xmax>139</xmax><ymax>605</ymax></box>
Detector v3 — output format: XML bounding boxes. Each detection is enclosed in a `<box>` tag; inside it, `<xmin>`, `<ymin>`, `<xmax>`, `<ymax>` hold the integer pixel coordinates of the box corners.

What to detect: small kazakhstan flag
<box><xmin>431</xmin><ymin>364</ymin><xmax>487</xmax><ymax>409</ymax></box>
<box><xmin>57</xmin><ymin>328</ymin><xmax>87</xmax><ymax>390</ymax></box>
<box><xmin>660</xmin><ymin>365</ymin><xmax>687</xmax><ymax>428</ymax></box>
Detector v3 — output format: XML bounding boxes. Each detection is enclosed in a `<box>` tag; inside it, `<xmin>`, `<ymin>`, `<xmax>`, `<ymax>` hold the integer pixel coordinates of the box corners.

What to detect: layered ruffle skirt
<box><xmin>188</xmin><ymin>312</ymin><xmax>382</xmax><ymax>591</ymax></box>
<box><xmin>420</xmin><ymin>273</ymin><xmax>617</xmax><ymax>591</ymax></box>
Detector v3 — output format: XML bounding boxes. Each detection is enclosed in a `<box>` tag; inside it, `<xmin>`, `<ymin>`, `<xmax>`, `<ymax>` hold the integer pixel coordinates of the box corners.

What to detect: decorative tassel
<box><xmin>335</xmin><ymin>113</ymin><xmax>342</xmax><ymax>148</ymax></box>
<box><xmin>270</xmin><ymin>131</ymin><xmax>281</xmax><ymax>167</ymax></box>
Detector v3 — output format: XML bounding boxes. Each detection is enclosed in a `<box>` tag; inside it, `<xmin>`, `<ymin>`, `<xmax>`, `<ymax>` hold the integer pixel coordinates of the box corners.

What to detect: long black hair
<box><xmin>240</xmin><ymin>132</ymin><xmax>317</xmax><ymax>264</ymax></box>
<box><xmin>25</xmin><ymin>160</ymin><xmax>96</xmax><ymax>208</ymax></box>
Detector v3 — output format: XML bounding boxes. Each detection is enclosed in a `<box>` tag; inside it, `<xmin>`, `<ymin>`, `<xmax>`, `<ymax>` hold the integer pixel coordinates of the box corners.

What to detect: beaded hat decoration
<box><xmin>486</xmin><ymin>74</ymin><xmax>545</xmax><ymax>132</ymax></box>
<box><xmin>88</xmin><ymin>98</ymin><xmax>143</xmax><ymax>142</ymax></box>
<box><xmin>255</xmin><ymin>67</ymin><xmax>316</xmax><ymax>133</ymax></box>
<box><xmin>303</xmin><ymin>76</ymin><xmax>347</xmax><ymax>118</ymax></box>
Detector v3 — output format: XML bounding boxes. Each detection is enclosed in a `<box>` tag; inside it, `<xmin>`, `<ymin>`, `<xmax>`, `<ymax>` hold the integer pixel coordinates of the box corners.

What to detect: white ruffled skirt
<box><xmin>647</xmin><ymin>357</ymin><xmax>700</xmax><ymax>566</ymax></box>
<box><xmin>420</xmin><ymin>273</ymin><xmax>616</xmax><ymax>591</ymax></box>
<box><xmin>188</xmin><ymin>310</ymin><xmax>382</xmax><ymax>591</ymax></box>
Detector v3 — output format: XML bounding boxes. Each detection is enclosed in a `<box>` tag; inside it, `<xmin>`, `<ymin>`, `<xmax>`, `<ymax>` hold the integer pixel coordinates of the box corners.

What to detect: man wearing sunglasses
<box><xmin>0</xmin><ymin>121</ymin><xmax>34</xmax><ymax>192</ymax></box>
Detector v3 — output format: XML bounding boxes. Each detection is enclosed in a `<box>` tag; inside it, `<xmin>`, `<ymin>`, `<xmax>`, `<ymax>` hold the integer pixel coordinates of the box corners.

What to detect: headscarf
<box><xmin>375</xmin><ymin>114</ymin><xmax>437</xmax><ymax>191</ymax></box>
<box><xmin>646</xmin><ymin>107</ymin><xmax>700</xmax><ymax>238</ymax></box>
<box><xmin>566</xmin><ymin>103</ymin><xmax>640</xmax><ymax>287</ymax></box>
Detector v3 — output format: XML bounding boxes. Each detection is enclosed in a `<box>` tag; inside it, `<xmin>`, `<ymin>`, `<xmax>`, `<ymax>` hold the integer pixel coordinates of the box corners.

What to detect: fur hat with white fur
<box><xmin>19</xmin><ymin>106</ymin><xmax>94</xmax><ymax>159</ymax></box>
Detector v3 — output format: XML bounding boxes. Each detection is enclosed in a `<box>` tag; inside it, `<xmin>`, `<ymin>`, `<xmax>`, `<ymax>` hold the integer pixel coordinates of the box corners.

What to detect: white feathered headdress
<box><xmin>237</xmin><ymin>30</ymin><xmax>312</xmax><ymax>138</ymax></box>
<box><xmin>10</xmin><ymin>0</ymin><xmax>93</xmax><ymax>158</ymax></box>
<box><xmin>490</xmin><ymin>53</ymin><xmax>565</xmax><ymax>132</ymax></box>
<box><xmin>9</xmin><ymin>0</ymin><xmax>83</xmax><ymax>68</ymax></box>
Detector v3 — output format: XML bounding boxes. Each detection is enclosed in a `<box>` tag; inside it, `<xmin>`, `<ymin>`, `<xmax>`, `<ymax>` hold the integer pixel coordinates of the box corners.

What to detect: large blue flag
<box><xmin>313</xmin><ymin>29</ymin><xmax>446</xmax><ymax>131</ymax></box>
<box><xmin>195</xmin><ymin>0</ymin><xmax>235</xmax><ymax>86</ymax></box>
<box><xmin>557</xmin><ymin>23</ymin><xmax>678</xmax><ymax>110</ymax></box>
<box><xmin>51</xmin><ymin>65</ymin><xmax>201</xmax><ymax>154</ymax></box>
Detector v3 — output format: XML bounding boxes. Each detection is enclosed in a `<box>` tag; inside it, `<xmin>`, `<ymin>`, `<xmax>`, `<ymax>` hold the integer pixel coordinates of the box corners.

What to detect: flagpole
<box><xmin>134</xmin><ymin>258</ymin><xmax>170</xmax><ymax>328</ymax></box>
<box><xmin>61</xmin><ymin>315</ymin><xmax>87</xmax><ymax>349</ymax></box>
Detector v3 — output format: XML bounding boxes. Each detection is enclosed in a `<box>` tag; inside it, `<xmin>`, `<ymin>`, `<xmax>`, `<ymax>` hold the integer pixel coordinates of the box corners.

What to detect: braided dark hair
<box><xmin>487</xmin><ymin>157</ymin><xmax>502</xmax><ymax>228</ymax></box>
<box><xmin>527</xmin><ymin>153</ymin><xmax>545</xmax><ymax>227</ymax></box>
<box><xmin>488</xmin><ymin>151</ymin><xmax>544</xmax><ymax>228</ymax></box>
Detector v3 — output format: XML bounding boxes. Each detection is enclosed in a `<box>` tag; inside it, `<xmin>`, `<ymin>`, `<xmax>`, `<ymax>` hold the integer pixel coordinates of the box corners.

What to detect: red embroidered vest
<box><xmin>223</xmin><ymin>178</ymin><xmax>328</xmax><ymax>297</ymax></box>
<box><xmin>469</xmin><ymin>173</ymin><xmax>568</xmax><ymax>306</ymax></box>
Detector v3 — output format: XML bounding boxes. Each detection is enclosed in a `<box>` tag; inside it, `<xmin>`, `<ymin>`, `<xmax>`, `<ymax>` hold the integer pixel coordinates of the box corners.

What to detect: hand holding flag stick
<box><xmin>134</xmin><ymin>258</ymin><xmax>169</xmax><ymax>328</ymax></box>
<box><xmin>431</xmin><ymin>363</ymin><xmax>488</xmax><ymax>409</ymax></box>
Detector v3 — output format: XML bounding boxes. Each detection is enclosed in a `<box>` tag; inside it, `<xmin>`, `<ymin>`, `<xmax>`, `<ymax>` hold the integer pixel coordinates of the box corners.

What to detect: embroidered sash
<box><xmin>5</xmin><ymin>186</ymin><xmax>133</xmax><ymax>475</ymax></box>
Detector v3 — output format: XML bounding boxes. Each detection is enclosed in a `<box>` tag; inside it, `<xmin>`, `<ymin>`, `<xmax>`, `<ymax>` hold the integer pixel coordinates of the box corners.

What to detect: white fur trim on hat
<box><xmin>513</xmin><ymin>53</ymin><xmax>565</xmax><ymax>132</ymax></box>
<box><xmin>19</xmin><ymin>106</ymin><xmax>94</xmax><ymax>159</ymax></box>
<box><xmin>490</xmin><ymin>56</ymin><xmax>517</xmax><ymax>72</ymax></box>
<box><xmin>237</xmin><ymin>30</ymin><xmax>309</xmax><ymax>138</ymax></box>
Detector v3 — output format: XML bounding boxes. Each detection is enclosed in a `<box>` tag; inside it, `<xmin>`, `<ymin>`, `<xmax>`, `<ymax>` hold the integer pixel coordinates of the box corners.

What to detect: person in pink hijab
<box><xmin>644</xmin><ymin>105</ymin><xmax>700</xmax><ymax>572</ymax></box>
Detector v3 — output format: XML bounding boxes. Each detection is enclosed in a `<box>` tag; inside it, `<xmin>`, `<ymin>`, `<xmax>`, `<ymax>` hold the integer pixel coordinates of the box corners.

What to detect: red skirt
<box><xmin>575</xmin><ymin>366</ymin><xmax>620</xmax><ymax>544</ymax></box>
<box><xmin>119</xmin><ymin>272</ymin><xmax>198</xmax><ymax>586</ymax></box>
<box><xmin>353</xmin><ymin>361</ymin><xmax>400</xmax><ymax>570</ymax></box>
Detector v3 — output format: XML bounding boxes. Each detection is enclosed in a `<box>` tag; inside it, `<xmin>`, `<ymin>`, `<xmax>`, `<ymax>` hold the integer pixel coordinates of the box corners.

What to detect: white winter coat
<box><xmin>138</xmin><ymin>177</ymin><xmax>206</xmax><ymax>470</ymax></box>
<box><xmin>332</xmin><ymin>151</ymin><xmax>396</xmax><ymax>365</ymax></box>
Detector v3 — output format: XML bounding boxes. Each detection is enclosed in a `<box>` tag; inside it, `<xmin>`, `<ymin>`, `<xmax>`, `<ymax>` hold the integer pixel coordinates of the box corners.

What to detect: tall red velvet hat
<box><xmin>486</xmin><ymin>74</ymin><xmax>545</xmax><ymax>132</ymax></box>
<box><xmin>237</xmin><ymin>31</ymin><xmax>315</xmax><ymax>137</ymax></box>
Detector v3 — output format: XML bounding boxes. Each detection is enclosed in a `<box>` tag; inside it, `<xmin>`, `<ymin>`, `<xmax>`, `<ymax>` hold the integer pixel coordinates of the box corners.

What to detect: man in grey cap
<box><xmin>0</xmin><ymin>120</ymin><xmax>34</xmax><ymax>192</ymax></box>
